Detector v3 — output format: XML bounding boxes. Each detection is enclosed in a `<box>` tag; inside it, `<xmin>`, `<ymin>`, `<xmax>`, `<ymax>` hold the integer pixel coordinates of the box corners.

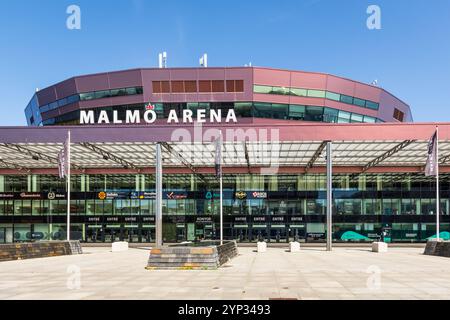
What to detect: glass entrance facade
<box><xmin>0</xmin><ymin>173</ymin><xmax>449</xmax><ymax>243</ymax></box>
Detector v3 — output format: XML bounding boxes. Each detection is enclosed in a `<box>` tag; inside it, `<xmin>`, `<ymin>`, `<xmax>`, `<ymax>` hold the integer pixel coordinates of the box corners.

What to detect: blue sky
<box><xmin>0</xmin><ymin>0</ymin><xmax>449</xmax><ymax>125</ymax></box>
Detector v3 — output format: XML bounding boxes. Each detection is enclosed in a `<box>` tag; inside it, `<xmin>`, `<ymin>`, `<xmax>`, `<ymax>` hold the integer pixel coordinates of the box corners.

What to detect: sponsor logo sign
<box><xmin>130</xmin><ymin>192</ymin><xmax>156</xmax><ymax>200</ymax></box>
<box><xmin>205</xmin><ymin>191</ymin><xmax>221</xmax><ymax>200</ymax></box>
<box><xmin>235</xmin><ymin>191</ymin><xmax>247</xmax><ymax>200</ymax></box>
<box><xmin>20</xmin><ymin>193</ymin><xmax>41</xmax><ymax>199</ymax></box>
<box><xmin>46</xmin><ymin>192</ymin><xmax>66</xmax><ymax>200</ymax></box>
<box><xmin>166</xmin><ymin>192</ymin><xmax>187</xmax><ymax>200</ymax></box>
<box><xmin>98</xmin><ymin>192</ymin><xmax>127</xmax><ymax>200</ymax></box>
<box><xmin>252</xmin><ymin>191</ymin><xmax>267</xmax><ymax>199</ymax></box>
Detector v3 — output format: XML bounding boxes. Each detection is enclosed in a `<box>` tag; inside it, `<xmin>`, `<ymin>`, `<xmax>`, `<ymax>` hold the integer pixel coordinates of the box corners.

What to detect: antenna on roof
<box><xmin>244</xmin><ymin>62</ymin><xmax>252</xmax><ymax>67</ymax></box>
<box><xmin>199</xmin><ymin>53</ymin><xmax>208</xmax><ymax>68</ymax></box>
<box><xmin>371</xmin><ymin>79</ymin><xmax>378</xmax><ymax>86</ymax></box>
<box><xmin>158</xmin><ymin>52</ymin><xmax>167</xmax><ymax>68</ymax></box>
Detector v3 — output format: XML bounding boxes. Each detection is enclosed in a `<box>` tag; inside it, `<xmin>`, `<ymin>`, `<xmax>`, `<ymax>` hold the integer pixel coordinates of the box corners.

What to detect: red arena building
<box><xmin>0</xmin><ymin>66</ymin><xmax>447</xmax><ymax>244</ymax></box>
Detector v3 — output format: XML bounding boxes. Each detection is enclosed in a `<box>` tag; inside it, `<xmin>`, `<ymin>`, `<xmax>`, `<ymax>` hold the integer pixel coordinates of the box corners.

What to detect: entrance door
<box><xmin>124</xmin><ymin>227</ymin><xmax>139</xmax><ymax>243</ymax></box>
<box><xmin>288</xmin><ymin>226</ymin><xmax>306</xmax><ymax>242</ymax></box>
<box><xmin>141</xmin><ymin>227</ymin><xmax>155</xmax><ymax>243</ymax></box>
<box><xmin>270</xmin><ymin>227</ymin><xmax>288</xmax><ymax>243</ymax></box>
<box><xmin>251</xmin><ymin>226</ymin><xmax>268</xmax><ymax>242</ymax></box>
<box><xmin>204</xmin><ymin>224</ymin><xmax>214</xmax><ymax>240</ymax></box>
<box><xmin>105</xmin><ymin>225</ymin><xmax>122</xmax><ymax>242</ymax></box>
<box><xmin>86</xmin><ymin>226</ymin><xmax>103</xmax><ymax>243</ymax></box>
<box><xmin>195</xmin><ymin>223</ymin><xmax>205</xmax><ymax>240</ymax></box>
<box><xmin>176</xmin><ymin>225</ymin><xmax>186</xmax><ymax>242</ymax></box>
<box><xmin>232</xmin><ymin>228</ymin><xmax>249</xmax><ymax>242</ymax></box>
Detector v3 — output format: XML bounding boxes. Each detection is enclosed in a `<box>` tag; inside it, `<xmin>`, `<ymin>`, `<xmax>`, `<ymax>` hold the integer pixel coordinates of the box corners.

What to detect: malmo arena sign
<box><xmin>80</xmin><ymin>108</ymin><xmax>238</xmax><ymax>125</ymax></box>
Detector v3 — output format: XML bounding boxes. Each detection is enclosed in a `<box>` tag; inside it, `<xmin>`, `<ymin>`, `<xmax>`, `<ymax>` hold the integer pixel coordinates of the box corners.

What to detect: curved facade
<box><xmin>25</xmin><ymin>67</ymin><xmax>412</xmax><ymax>126</ymax></box>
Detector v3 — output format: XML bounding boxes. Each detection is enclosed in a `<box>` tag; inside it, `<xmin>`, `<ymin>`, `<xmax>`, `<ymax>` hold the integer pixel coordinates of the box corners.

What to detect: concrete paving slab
<box><xmin>1</xmin><ymin>246</ymin><xmax>450</xmax><ymax>300</ymax></box>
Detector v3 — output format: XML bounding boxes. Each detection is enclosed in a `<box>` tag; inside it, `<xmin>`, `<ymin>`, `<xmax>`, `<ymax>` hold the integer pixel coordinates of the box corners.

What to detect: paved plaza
<box><xmin>1</xmin><ymin>245</ymin><xmax>450</xmax><ymax>300</ymax></box>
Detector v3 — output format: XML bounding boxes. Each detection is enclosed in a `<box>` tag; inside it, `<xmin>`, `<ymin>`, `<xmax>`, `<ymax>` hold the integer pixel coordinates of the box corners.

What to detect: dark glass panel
<box><xmin>211</xmin><ymin>80</ymin><xmax>225</xmax><ymax>92</ymax></box>
<box><xmin>171</xmin><ymin>81</ymin><xmax>184</xmax><ymax>93</ymax></box>
<box><xmin>199</xmin><ymin>80</ymin><xmax>211</xmax><ymax>92</ymax></box>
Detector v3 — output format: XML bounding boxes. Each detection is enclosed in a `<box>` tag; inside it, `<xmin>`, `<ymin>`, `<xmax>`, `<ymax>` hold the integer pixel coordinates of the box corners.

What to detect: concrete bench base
<box><xmin>424</xmin><ymin>240</ymin><xmax>450</xmax><ymax>257</ymax></box>
<box><xmin>0</xmin><ymin>241</ymin><xmax>82</xmax><ymax>262</ymax></box>
<box><xmin>257</xmin><ymin>242</ymin><xmax>267</xmax><ymax>253</ymax></box>
<box><xmin>146</xmin><ymin>241</ymin><xmax>238</xmax><ymax>270</ymax></box>
<box><xmin>290</xmin><ymin>242</ymin><xmax>301</xmax><ymax>252</ymax></box>
<box><xmin>372</xmin><ymin>242</ymin><xmax>388</xmax><ymax>253</ymax></box>
<box><xmin>112</xmin><ymin>242</ymin><xmax>129</xmax><ymax>252</ymax></box>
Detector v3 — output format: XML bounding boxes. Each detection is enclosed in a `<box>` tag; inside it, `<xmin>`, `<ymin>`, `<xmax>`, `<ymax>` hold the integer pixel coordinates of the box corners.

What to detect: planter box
<box><xmin>424</xmin><ymin>240</ymin><xmax>450</xmax><ymax>257</ymax></box>
<box><xmin>112</xmin><ymin>241</ymin><xmax>129</xmax><ymax>252</ymax></box>
<box><xmin>372</xmin><ymin>242</ymin><xmax>388</xmax><ymax>253</ymax></box>
<box><xmin>257</xmin><ymin>241</ymin><xmax>267</xmax><ymax>253</ymax></box>
<box><xmin>0</xmin><ymin>241</ymin><xmax>82</xmax><ymax>262</ymax></box>
<box><xmin>290</xmin><ymin>242</ymin><xmax>301</xmax><ymax>252</ymax></box>
<box><xmin>146</xmin><ymin>241</ymin><xmax>238</xmax><ymax>270</ymax></box>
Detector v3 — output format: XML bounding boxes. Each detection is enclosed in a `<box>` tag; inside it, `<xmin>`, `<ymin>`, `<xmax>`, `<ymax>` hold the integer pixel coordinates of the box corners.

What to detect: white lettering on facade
<box><xmin>79</xmin><ymin>109</ymin><xmax>238</xmax><ymax>124</ymax></box>
<box><xmin>226</xmin><ymin>109</ymin><xmax>237</xmax><ymax>123</ymax></box>
<box><xmin>126</xmin><ymin>110</ymin><xmax>140</xmax><ymax>123</ymax></box>
<box><xmin>167</xmin><ymin>110</ymin><xmax>179</xmax><ymax>124</ymax></box>
<box><xmin>143</xmin><ymin>110</ymin><xmax>157</xmax><ymax>123</ymax></box>
<box><xmin>80</xmin><ymin>110</ymin><xmax>94</xmax><ymax>124</ymax></box>
<box><xmin>98</xmin><ymin>111</ymin><xmax>110</xmax><ymax>124</ymax></box>
<box><xmin>197</xmin><ymin>109</ymin><xmax>206</xmax><ymax>123</ymax></box>
<box><xmin>113</xmin><ymin>111</ymin><xmax>122</xmax><ymax>124</ymax></box>
<box><xmin>210</xmin><ymin>109</ymin><xmax>220</xmax><ymax>123</ymax></box>
<box><xmin>183</xmin><ymin>109</ymin><xmax>193</xmax><ymax>123</ymax></box>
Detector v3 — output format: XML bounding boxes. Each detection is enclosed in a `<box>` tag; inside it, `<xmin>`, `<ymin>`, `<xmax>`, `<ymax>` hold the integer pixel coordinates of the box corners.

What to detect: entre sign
<box><xmin>80</xmin><ymin>108</ymin><xmax>238</xmax><ymax>125</ymax></box>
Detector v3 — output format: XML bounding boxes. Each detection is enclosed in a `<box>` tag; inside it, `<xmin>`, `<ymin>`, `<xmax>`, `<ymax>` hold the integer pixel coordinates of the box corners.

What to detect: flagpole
<box><xmin>219</xmin><ymin>131</ymin><xmax>223</xmax><ymax>246</ymax></box>
<box><xmin>436</xmin><ymin>126</ymin><xmax>440</xmax><ymax>241</ymax></box>
<box><xmin>67</xmin><ymin>131</ymin><xmax>71</xmax><ymax>241</ymax></box>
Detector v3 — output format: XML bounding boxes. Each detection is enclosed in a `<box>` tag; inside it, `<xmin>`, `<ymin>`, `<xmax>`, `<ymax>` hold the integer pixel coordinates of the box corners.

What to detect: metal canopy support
<box><xmin>362</xmin><ymin>140</ymin><xmax>416</xmax><ymax>173</ymax></box>
<box><xmin>243</xmin><ymin>141</ymin><xmax>251</xmax><ymax>174</ymax></box>
<box><xmin>441</xmin><ymin>154</ymin><xmax>450</xmax><ymax>164</ymax></box>
<box><xmin>160</xmin><ymin>142</ymin><xmax>208</xmax><ymax>183</ymax></box>
<box><xmin>1</xmin><ymin>143</ymin><xmax>84</xmax><ymax>172</ymax></box>
<box><xmin>79</xmin><ymin>142</ymin><xmax>138</xmax><ymax>170</ymax></box>
<box><xmin>0</xmin><ymin>159</ymin><xmax>31</xmax><ymax>173</ymax></box>
<box><xmin>305</xmin><ymin>141</ymin><xmax>327</xmax><ymax>173</ymax></box>
<box><xmin>326</xmin><ymin>142</ymin><xmax>333</xmax><ymax>252</ymax></box>
<box><xmin>155</xmin><ymin>143</ymin><xmax>163</xmax><ymax>248</ymax></box>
